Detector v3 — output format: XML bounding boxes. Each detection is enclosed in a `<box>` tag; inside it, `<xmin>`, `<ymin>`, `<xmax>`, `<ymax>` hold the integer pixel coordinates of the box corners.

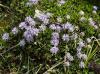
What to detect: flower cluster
<box><xmin>50</xmin><ymin>32</ymin><xmax>59</xmax><ymax>54</ymax></box>
<box><xmin>62</xmin><ymin>22</ymin><xmax>74</xmax><ymax>32</ymax></box>
<box><xmin>34</xmin><ymin>10</ymin><xmax>50</xmax><ymax>25</ymax></box>
<box><xmin>64</xmin><ymin>52</ymin><xmax>74</xmax><ymax>67</ymax></box>
<box><xmin>1</xmin><ymin>1</ymin><xmax>99</xmax><ymax>70</ymax></box>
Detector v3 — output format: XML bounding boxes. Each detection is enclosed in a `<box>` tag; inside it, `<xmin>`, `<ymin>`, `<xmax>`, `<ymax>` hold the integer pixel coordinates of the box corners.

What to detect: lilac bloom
<box><xmin>62</xmin><ymin>34</ymin><xmax>69</xmax><ymax>42</ymax></box>
<box><xmin>23</xmin><ymin>30</ymin><xmax>34</xmax><ymax>43</ymax></box>
<box><xmin>19</xmin><ymin>39</ymin><xmax>26</xmax><ymax>47</ymax></box>
<box><xmin>52</xmin><ymin>32</ymin><xmax>59</xmax><ymax>39</ymax></box>
<box><xmin>25</xmin><ymin>16</ymin><xmax>36</xmax><ymax>26</ymax></box>
<box><xmin>2</xmin><ymin>33</ymin><xmax>9</xmax><ymax>41</ymax></box>
<box><xmin>12</xmin><ymin>27</ymin><xmax>18</xmax><ymax>35</ymax></box>
<box><xmin>19</xmin><ymin>22</ymin><xmax>27</xmax><ymax>30</ymax></box>
<box><xmin>50</xmin><ymin>46</ymin><xmax>59</xmax><ymax>54</ymax></box>
<box><xmin>49</xmin><ymin>24</ymin><xmax>56</xmax><ymax>30</ymax></box>
<box><xmin>50</xmin><ymin>39</ymin><xmax>59</xmax><ymax>46</ymax></box>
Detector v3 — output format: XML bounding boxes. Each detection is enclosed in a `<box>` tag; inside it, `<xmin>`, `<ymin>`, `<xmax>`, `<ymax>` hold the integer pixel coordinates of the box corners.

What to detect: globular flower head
<box><xmin>78</xmin><ymin>41</ymin><xmax>85</xmax><ymax>48</ymax></box>
<box><xmin>56</xmin><ymin>25</ymin><xmax>62</xmax><ymax>32</ymax></box>
<box><xmin>66</xmin><ymin>52</ymin><xmax>74</xmax><ymax>61</ymax></box>
<box><xmin>19</xmin><ymin>22</ymin><xmax>27</xmax><ymax>30</ymax></box>
<box><xmin>50</xmin><ymin>39</ymin><xmax>59</xmax><ymax>46</ymax></box>
<box><xmin>79</xmin><ymin>61</ymin><xmax>85</xmax><ymax>68</ymax></box>
<box><xmin>43</xmin><ymin>18</ymin><xmax>49</xmax><ymax>24</ymax></box>
<box><xmin>82</xmin><ymin>54</ymin><xmax>87</xmax><ymax>60</ymax></box>
<box><xmin>50</xmin><ymin>46</ymin><xmax>59</xmax><ymax>54</ymax></box>
<box><xmin>49</xmin><ymin>24</ymin><xmax>56</xmax><ymax>30</ymax></box>
<box><xmin>63</xmin><ymin>22</ymin><xmax>74</xmax><ymax>32</ymax></box>
<box><xmin>2</xmin><ymin>33</ymin><xmax>9</xmax><ymax>41</ymax></box>
<box><xmin>26</xmin><ymin>27</ymin><xmax>39</xmax><ymax>36</ymax></box>
<box><xmin>23</xmin><ymin>30</ymin><xmax>34</xmax><ymax>43</ymax></box>
<box><xmin>25</xmin><ymin>16</ymin><xmax>36</xmax><ymax>26</ymax></box>
<box><xmin>52</xmin><ymin>32</ymin><xmax>59</xmax><ymax>39</ymax></box>
<box><xmin>77</xmin><ymin>52</ymin><xmax>82</xmax><ymax>59</ymax></box>
<box><xmin>11</xmin><ymin>27</ymin><xmax>18</xmax><ymax>35</ymax></box>
<box><xmin>32</xmin><ymin>28</ymin><xmax>40</xmax><ymax>36</ymax></box>
<box><xmin>77</xmin><ymin>46</ymin><xmax>82</xmax><ymax>52</ymax></box>
<box><xmin>19</xmin><ymin>39</ymin><xmax>26</xmax><ymax>47</ymax></box>
<box><xmin>62</xmin><ymin>34</ymin><xmax>69</xmax><ymax>42</ymax></box>
<box><xmin>34</xmin><ymin>11</ymin><xmax>49</xmax><ymax>24</ymax></box>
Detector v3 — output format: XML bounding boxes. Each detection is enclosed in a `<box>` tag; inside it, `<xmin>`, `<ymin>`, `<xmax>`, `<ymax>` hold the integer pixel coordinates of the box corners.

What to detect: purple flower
<box><xmin>2</xmin><ymin>33</ymin><xmax>9</xmax><ymax>41</ymax></box>
<box><xmin>26</xmin><ymin>27</ymin><xmax>39</xmax><ymax>36</ymax></box>
<box><xmin>49</xmin><ymin>24</ymin><xmax>56</xmax><ymax>30</ymax></box>
<box><xmin>50</xmin><ymin>46</ymin><xmax>59</xmax><ymax>54</ymax></box>
<box><xmin>34</xmin><ymin>10</ymin><xmax>49</xmax><ymax>24</ymax></box>
<box><xmin>66</xmin><ymin>52</ymin><xmax>74</xmax><ymax>61</ymax></box>
<box><xmin>52</xmin><ymin>32</ymin><xmax>59</xmax><ymax>39</ymax></box>
<box><xmin>23</xmin><ymin>27</ymin><xmax>39</xmax><ymax>42</ymax></box>
<box><xmin>62</xmin><ymin>22</ymin><xmax>74</xmax><ymax>32</ymax></box>
<box><xmin>19</xmin><ymin>22</ymin><xmax>27</xmax><ymax>30</ymax></box>
<box><xmin>78</xmin><ymin>41</ymin><xmax>85</xmax><ymax>48</ymax></box>
<box><xmin>23</xmin><ymin>30</ymin><xmax>34</xmax><ymax>43</ymax></box>
<box><xmin>50</xmin><ymin>39</ymin><xmax>59</xmax><ymax>46</ymax></box>
<box><xmin>77</xmin><ymin>46</ymin><xmax>82</xmax><ymax>52</ymax></box>
<box><xmin>56</xmin><ymin>25</ymin><xmax>62</xmax><ymax>32</ymax></box>
<box><xmin>79</xmin><ymin>61</ymin><xmax>85</xmax><ymax>68</ymax></box>
<box><xmin>43</xmin><ymin>18</ymin><xmax>49</xmax><ymax>24</ymax></box>
<box><xmin>62</xmin><ymin>34</ymin><xmax>69</xmax><ymax>42</ymax></box>
<box><xmin>82</xmin><ymin>54</ymin><xmax>87</xmax><ymax>60</ymax></box>
<box><xmin>77</xmin><ymin>52</ymin><xmax>82</xmax><ymax>59</ymax></box>
<box><xmin>19</xmin><ymin>39</ymin><xmax>26</xmax><ymax>47</ymax></box>
<box><xmin>11</xmin><ymin>27</ymin><xmax>18</xmax><ymax>35</ymax></box>
<box><xmin>29</xmin><ymin>0</ymin><xmax>39</xmax><ymax>5</ymax></box>
<box><xmin>25</xmin><ymin>16</ymin><xmax>36</xmax><ymax>26</ymax></box>
<box><xmin>40</xmin><ymin>14</ymin><xmax>48</xmax><ymax>21</ymax></box>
